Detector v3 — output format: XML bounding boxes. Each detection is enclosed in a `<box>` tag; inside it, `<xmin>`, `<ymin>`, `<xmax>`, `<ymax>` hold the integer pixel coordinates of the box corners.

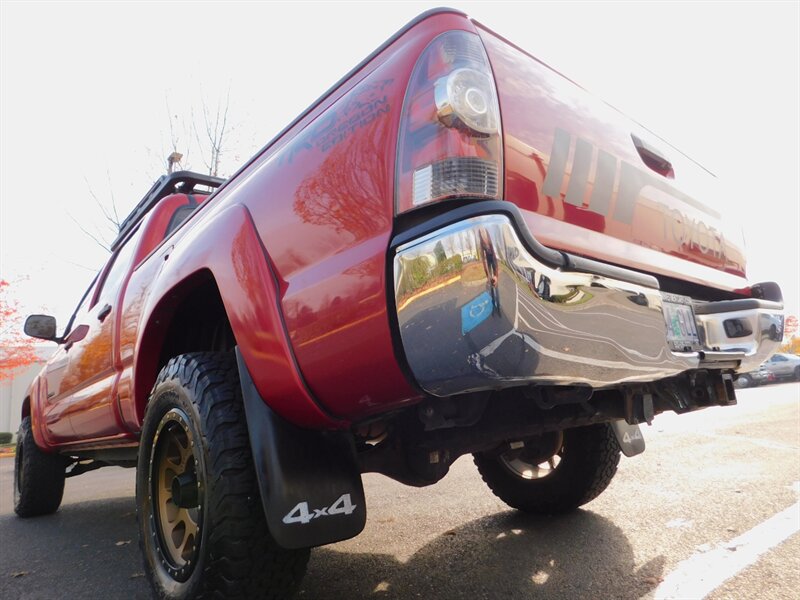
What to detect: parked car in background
<box><xmin>734</xmin><ymin>367</ymin><xmax>774</xmax><ymax>388</ymax></box>
<box><xmin>761</xmin><ymin>353</ymin><xmax>800</xmax><ymax>382</ymax></box>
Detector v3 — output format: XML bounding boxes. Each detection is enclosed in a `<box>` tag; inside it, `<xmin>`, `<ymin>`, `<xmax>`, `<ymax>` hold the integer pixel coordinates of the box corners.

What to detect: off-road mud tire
<box><xmin>474</xmin><ymin>423</ymin><xmax>621</xmax><ymax>515</ymax></box>
<box><xmin>13</xmin><ymin>416</ymin><xmax>67</xmax><ymax>517</ymax></box>
<box><xmin>137</xmin><ymin>352</ymin><xmax>309</xmax><ymax>600</ymax></box>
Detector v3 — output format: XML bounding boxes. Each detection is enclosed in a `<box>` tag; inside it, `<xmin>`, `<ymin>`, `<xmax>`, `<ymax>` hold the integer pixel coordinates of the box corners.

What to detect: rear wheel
<box><xmin>474</xmin><ymin>424</ymin><xmax>620</xmax><ymax>514</ymax></box>
<box><xmin>794</xmin><ymin>366</ymin><xmax>800</xmax><ymax>381</ymax></box>
<box><xmin>14</xmin><ymin>416</ymin><xmax>67</xmax><ymax>517</ymax></box>
<box><xmin>137</xmin><ymin>352</ymin><xmax>309</xmax><ymax>599</ymax></box>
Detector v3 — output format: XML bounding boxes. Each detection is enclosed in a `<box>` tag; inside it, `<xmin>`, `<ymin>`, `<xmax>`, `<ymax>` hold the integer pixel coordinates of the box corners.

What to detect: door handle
<box><xmin>97</xmin><ymin>303</ymin><xmax>112</xmax><ymax>322</ymax></box>
<box><xmin>631</xmin><ymin>134</ymin><xmax>674</xmax><ymax>177</ymax></box>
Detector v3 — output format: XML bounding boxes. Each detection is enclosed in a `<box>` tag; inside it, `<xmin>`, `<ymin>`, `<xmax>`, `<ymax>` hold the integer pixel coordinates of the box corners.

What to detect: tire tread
<box><xmin>139</xmin><ymin>352</ymin><xmax>308</xmax><ymax>599</ymax></box>
<box><xmin>14</xmin><ymin>416</ymin><xmax>67</xmax><ymax>518</ymax></box>
<box><xmin>474</xmin><ymin>423</ymin><xmax>621</xmax><ymax>515</ymax></box>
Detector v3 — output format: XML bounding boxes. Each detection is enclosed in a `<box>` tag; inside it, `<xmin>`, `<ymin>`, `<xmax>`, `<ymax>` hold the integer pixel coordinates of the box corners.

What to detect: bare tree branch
<box><xmin>165</xmin><ymin>95</ymin><xmax>191</xmax><ymax>173</ymax></box>
<box><xmin>61</xmin><ymin>258</ymin><xmax>97</xmax><ymax>272</ymax></box>
<box><xmin>67</xmin><ymin>211</ymin><xmax>111</xmax><ymax>253</ymax></box>
<box><xmin>166</xmin><ymin>96</ymin><xmax>179</xmax><ymax>154</ymax></box>
<box><xmin>191</xmin><ymin>105</ymin><xmax>212</xmax><ymax>175</ymax></box>
<box><xmin>105</xmin><ymin>169</ymin><xmax>121</xmax><ymax>228</ymax></box>
<box><xmin>78</xmin><ymin>88</ymin><xmax>233</xmax><ymax>252</ymax></box>
<box><xmin>83</xmin><ymin>176</ymin><xmax>120</xmax><ymax>231</ymax></box>
<box><xmin>194</xmin><ymin>85</ymin><xmax>232</xmax><ymax>177</ymax></box>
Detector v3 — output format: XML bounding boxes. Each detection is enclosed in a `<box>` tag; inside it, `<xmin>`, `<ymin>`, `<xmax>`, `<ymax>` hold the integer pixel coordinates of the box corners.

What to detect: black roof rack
<box><xmin>111</xmin><ymin>170</ymin><xmax>225</xmax><ymax>251</ymax></box>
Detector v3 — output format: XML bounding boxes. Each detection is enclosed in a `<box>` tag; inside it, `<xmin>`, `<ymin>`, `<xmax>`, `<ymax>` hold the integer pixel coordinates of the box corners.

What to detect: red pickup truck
<box><xmin>15</xmin><ymin>8</ymin><xmax>784</xmax><ymax>599</ymax></box>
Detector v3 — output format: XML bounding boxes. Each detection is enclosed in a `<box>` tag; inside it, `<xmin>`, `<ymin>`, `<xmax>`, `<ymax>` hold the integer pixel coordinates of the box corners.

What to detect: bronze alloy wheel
<box><xmin>149</xmin><ymin>408</ymin><xmax>203</xmax><ymax>582</ymax></box>
<box><xmin>500</xmin><ymin>451</ymin><xmax>562</xmax><ymax>480</ymax></box>
<box><xmin>138</xmin><ymin>353</ymin><xmax>310</xmax><ymax>598</ymax></box>
<box><xmin>499</xmin><ymin>432</ymin><xmax>564</xmax><ymax>480</ymax></box>
<box><xmin>474</xmin><ymin>424</ymin><xmax>621</xmax><ymax>515</ymax></box>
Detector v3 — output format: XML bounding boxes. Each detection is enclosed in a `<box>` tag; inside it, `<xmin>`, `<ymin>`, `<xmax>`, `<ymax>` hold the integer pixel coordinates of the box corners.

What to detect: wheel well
<box><xmin>156</xmin><ymin>281</ymin><xmax>235</xmax><ymax>367</ymax></box>
<box><xmin>135</xmin><ymin>271</ymin><xmax>235</xmax><ymax>423</ymax></box>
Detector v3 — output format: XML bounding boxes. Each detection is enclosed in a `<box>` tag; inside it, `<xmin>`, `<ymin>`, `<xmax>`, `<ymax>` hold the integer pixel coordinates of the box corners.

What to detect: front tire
<box><xmin>14</xmin><ymin>416</ymin><xmax>67</xmax><ymax>517</ymax></box>
<box><xmin>474</xmin><ymin>424</ymin><xmax>621</xmax><ymax>515</ymax></box>
<box><xmin>736</xmin><ymin>374</ymin><xmax>752</xmax><ymax>388</ymax></box>
<box><xmin>137</xmin><ymin>352</ymin><xmax>309</xmax><ymax>600</ymax></box>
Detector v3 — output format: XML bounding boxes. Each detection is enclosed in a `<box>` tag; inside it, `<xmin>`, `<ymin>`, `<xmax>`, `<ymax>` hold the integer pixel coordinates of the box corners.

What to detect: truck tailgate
<box><xmin>477</xmin><ymin>25</ymin><xmax>748</xmax><ymax>292</ymax></box>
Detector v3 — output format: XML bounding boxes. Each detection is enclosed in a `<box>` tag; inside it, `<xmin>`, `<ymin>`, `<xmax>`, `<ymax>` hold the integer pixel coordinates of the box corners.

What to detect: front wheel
<box><xmin>14</xmin><ymin>416</ymin><xmax>68</xmax><ymax>518</ymax></box>
<box><xmin>736</xmin><ymin>374</ymin><xmax>752</xmax><ymax>388</ymax></box>
<box><xmin>137</xmin><ymin>352</ymin><xmax>309</xmax><ymax>599</ymax></box>
<box><xmin>474</xmin><ymin>424</ymin><xmax>621</xmax><ymax>515</ymax></box>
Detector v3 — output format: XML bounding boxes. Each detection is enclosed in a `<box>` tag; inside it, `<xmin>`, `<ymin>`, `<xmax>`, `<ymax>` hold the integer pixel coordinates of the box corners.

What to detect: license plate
<box><xmin>661</xmin><ymin>293</ymin><xmax>701</xmax><ymax>352</ymax></box>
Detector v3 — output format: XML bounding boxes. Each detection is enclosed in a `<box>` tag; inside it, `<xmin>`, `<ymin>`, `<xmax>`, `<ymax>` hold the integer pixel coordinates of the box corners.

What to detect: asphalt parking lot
<box><xmin>1</xmin><ymin>383</ymin><xmax>798</xmax><ymax>599</ymax></box>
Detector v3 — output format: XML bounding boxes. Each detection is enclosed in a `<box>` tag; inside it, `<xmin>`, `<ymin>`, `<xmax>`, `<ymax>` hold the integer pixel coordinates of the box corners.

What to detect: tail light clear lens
<box><xmin>396</xmin><ymin>30</ymin><xmax>503</xmax><ymax>214</ymax></box>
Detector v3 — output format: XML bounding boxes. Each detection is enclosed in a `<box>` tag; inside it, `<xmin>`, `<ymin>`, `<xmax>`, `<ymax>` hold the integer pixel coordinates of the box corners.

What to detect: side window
<box><xmin>75</xmin><ymin>284</ymin><xmax>96</xmax><ymax>316</ymax></box>
<box><xmin>95</xmin><ymin>226</ymin><xmax>143</xmax><ymax>306</ymax></box>
<box><xmin>63</xmin><ymin>273</ymin><xmax>100</xmax><ymax>336</ymax></box>
<box><xmin>164</xmin><ymin>205</ymin><xmax>196</xmax><ymax>238</ymax></box>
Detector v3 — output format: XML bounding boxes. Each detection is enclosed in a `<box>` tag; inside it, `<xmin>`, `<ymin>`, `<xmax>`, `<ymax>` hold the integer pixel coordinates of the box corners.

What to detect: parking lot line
<box><xmin>652</xmin><ymin>497</ymin><xmax>800</xmax><ymax>599</ymax></box>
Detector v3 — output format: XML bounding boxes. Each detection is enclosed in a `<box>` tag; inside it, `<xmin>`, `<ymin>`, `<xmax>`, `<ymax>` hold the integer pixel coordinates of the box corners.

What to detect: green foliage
<box><xmin>397</xmin><ymin>254</ymin><xmax>465</xmax><ymax>298</ymax></box>
<box><xmin>433</xmin><ymin>241</ymin><xmax>447</xmax><ymax>264</ymax></box>
<box><xmin>408</xmin><ymin>256</ymin><xmax>432</xmax><ymax>288</ymax></box>
<box><xmin>0</xmin><ymin>432</ymin><xmax>12</xmax><ymax>444</ymax></box>
<box><xmin>433</xmin><ymin>254</ymin><xmax>463</xmax><ymax>278</ymax></box>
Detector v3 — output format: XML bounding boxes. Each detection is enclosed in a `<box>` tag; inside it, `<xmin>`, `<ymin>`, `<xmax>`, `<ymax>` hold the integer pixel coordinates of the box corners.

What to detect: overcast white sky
<box><xmin>1</xmin><ymin>1</ymin><xmax>798</xmax><ymax>331</ymax></box>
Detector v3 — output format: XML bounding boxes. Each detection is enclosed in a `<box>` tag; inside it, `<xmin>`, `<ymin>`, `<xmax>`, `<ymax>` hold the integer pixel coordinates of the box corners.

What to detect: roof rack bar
<box><xmin>111</xmin><ymin>170</ymin><xmax>225</xmax><ymax>251</ymax></box>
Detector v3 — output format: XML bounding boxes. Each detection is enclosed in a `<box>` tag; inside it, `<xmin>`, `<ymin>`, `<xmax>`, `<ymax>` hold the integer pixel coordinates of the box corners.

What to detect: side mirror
<box><xmin>24</xmin><ymin>314</ymin><xmax>58</xmax><ymax>342</ymax></box>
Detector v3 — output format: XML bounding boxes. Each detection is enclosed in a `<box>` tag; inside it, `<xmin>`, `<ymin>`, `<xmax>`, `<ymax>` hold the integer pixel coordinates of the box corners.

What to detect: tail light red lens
<box><xmin>396</xmin><ymin>30</ymin><xmax>503</xmax><ymax>214</ymax></box>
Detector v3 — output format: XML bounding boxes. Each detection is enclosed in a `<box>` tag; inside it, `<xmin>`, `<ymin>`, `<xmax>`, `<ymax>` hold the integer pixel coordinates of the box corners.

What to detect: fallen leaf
<box><xmin>115</xmin><ymin>540</ymin><xmax>131</xmax><ymax>546</ymax></box>
<box><xmin>10</xmin><ymin>571</ymin><xmax>29</xmax><ymax>578</ymax></box>
<box><xmin>642</xmin><ymin>576</ymin><xmax>663</xmax><ymax>585</ymax></box>
<box><xmin>666</xmin><ymin>518</ymin><xmax>693</xmax><ymax>529</ymax></box>
<box><xmin>444</xmin><ymin>529</ymin><xmax>457</xmax><ymax>536</ymax></box>
<box><xmin>725</xmin><ymin>542</ymin><xmax>742</xmax><ymax>552</ymax></box>
<box><xmin>130</xmin><ymin>572</ymin><xmax>144</xmax><ymax>579</ymax></box>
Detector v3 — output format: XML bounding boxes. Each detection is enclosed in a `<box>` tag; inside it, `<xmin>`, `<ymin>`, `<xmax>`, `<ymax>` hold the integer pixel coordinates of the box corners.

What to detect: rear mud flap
<box><xmin>610</xmin><ymin>420</ymin><xmax>646</xmax><ymax>457</ymax></box>
<box><xmin>235</xmin><ymin>349</ymin><xmax>366</xmax><ymax>549</ymax></box>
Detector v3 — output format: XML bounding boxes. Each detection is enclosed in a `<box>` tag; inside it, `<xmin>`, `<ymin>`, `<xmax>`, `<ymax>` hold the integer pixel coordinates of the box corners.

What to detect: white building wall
<box><xmin>0</xmin><ymin>347</ymin><xmax>54</xmax><ymax>437</ymax></box>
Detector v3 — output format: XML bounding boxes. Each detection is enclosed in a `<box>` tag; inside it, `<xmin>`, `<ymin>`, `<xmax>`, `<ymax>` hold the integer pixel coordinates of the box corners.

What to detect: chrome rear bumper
<box><xmin>392</xmin><ymin>213</ymin><xmax>783</xmax><ymax>397</ymax></box>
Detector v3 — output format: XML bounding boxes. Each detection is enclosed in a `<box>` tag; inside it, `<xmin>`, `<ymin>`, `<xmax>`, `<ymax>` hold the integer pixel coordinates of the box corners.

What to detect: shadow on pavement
<box><xmin>0</xmin><ymin>496</ymin><xmax>150</xmax><ymax>600</ymax></box>
<box><xmin>300</xmin><ymin>509</ymin><xmax>665</xmax><ymax>599</ymax></box>
<box><xmin>1</xmin><ymin>496</ymin><xmax>664</xmax><ymax>599</ymax></box>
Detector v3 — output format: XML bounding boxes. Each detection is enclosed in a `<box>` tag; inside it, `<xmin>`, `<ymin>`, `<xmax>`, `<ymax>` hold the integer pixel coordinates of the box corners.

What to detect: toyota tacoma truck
<box><xmin>15</xmin><ymin>8</ymin><xmax>784</xmax><ymax>599</ymax></box>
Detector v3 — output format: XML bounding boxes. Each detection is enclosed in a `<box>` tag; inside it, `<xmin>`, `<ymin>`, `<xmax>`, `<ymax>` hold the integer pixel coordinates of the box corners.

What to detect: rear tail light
<box><xmin>396</xmin><ymin>31</ymin><xmax>502</xmax><ymax>214</ymax></box>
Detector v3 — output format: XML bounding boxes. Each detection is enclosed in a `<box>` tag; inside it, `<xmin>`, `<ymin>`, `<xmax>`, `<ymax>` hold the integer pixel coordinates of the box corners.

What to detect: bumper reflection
<box><xmin>393</xmin><ymin>215</ymin><xmax>779</xmax><ymax>397</ymax></box>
